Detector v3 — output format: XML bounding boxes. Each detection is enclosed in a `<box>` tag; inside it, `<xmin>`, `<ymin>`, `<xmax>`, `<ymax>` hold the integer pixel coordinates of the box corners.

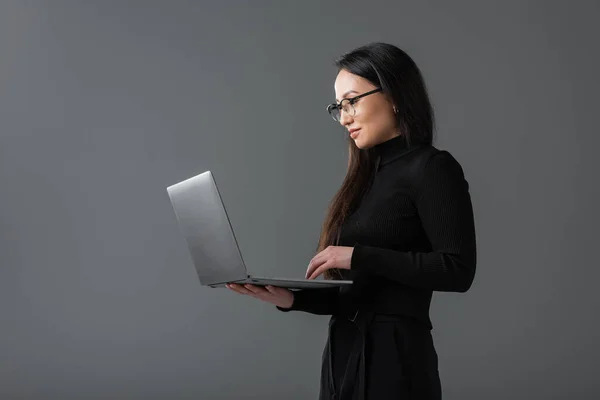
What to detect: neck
<box><xmin>371</xmin><ymin>134</ymin><xmax>414</xmax><ymax>169</ymax></box>
<box><xmin>373</xmin><ymin>135</ymin><xmax>408</xmax><ymax>157</ymax></box>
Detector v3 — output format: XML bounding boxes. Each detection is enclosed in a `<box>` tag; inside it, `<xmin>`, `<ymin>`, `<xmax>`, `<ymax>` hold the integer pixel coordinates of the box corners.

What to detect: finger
<box><xmin>265</xmin><ymin>285</ymin><xmax>277</xmax><ymax>293</ymax></box>
<box><xmin>227</xmin><ymin>283</ymin><xmax>241</xmax><ymax>292</ymax></box>
<box><xmin>306</xmin><ymin>256</ymin><xmax>325</xmax><ymax>279</ymax></box>
<box><xmin>265</xmin><ymin>285</ymin><xmax>285</xmax><ymax>294</ymax></box>
<box><xmin>305</xmin><ymin>252</ymin><xmax>322</xmax><ymax>278</ymax></box>
<box><xmin>229</xmin><ymin>284</ymin><xmax>254</xmax><ymax>296</ymax></box>
<box><xmin>244</xmin><ymin>284</ymin><xmax>269</xmax><ymax>295</ymax></box>
<box><xmin>308</xmin><ymin>260</ymin><xmax>333</xmax><ymax>280</ymax></box>
<box><xmin>305</xmin><ymin>252</ymin><xmax>323</xmax><ymax>277</ymax></box>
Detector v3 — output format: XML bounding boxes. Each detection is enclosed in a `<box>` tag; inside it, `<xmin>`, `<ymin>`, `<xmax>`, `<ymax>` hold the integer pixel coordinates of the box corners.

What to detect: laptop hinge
<box><xmin>207</xmin><ymin>275</ymin><xmax>250</xmax><ymax>288</ymax></box>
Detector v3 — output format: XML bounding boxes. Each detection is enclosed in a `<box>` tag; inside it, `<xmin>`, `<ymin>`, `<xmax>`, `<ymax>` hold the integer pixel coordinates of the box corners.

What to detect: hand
<box><xmin>226</xmin><ymin>283</ymin><xmax>294</xmax><ymax>309</ymax></box>
<box><xmin>305</xmin><ymin>246</ymin><xmax>354</xmax><ymax>280</ymax></box>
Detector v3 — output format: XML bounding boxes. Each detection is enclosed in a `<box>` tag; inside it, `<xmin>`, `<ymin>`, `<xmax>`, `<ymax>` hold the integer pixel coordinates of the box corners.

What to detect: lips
<box><xmin>349</xmin><ymin>128</ymin><xmax>361</xmax><ymax>138</ymax></box>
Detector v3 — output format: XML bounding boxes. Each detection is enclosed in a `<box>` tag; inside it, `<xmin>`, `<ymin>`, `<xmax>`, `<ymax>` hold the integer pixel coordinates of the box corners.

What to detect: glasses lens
<box><xmin>327</xmin><ymin>99</ymin><xmax>357</xmax><ymax>122</ymax></box>
<box><xmin>327</xmin><ymin>104</ymin><xmax>341</xmax><ymax>121</ymax></box>
<box><xmin>340</xmin><ymin>99</ymin><xmax>355</xmax><ymax>118</ymax></box>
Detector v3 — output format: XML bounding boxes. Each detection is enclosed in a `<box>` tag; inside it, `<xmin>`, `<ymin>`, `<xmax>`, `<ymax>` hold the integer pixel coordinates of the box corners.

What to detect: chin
<box><xmin>353</xmin><ymin>138</ymin><xmax>365</xmax><ymax>149</ymax></box>
<box><xmin>353</xmin><ymin>136</ymin><xmax>372</xmax><ymax>150</ymax></box>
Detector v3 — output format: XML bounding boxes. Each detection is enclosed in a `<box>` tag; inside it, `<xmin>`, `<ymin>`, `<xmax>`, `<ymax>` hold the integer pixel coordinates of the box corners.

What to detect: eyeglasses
<box><xmin>326</xmin><ymin>88</ymin><xmax>382</xmax><ymax>122</ymax></box>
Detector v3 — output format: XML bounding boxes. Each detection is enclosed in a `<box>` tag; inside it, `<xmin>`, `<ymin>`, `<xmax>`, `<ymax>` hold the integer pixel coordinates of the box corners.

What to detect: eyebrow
<box><xmin>335</xmin><ymin>90</ymin><xmax>358</xmax><ymax>102</ymax></box>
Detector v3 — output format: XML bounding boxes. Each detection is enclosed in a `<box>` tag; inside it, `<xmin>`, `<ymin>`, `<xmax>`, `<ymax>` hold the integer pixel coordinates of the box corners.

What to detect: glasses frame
<box><xmin>326</xmin><ymin>87</ymin><xmax>383</xmax><ymax>122</ymax></box>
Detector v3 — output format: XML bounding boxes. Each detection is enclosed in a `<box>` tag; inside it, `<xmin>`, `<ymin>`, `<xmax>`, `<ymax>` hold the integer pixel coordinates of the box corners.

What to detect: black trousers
<box><xmin>319</xmin><ymin>311</ymin><xmax>442</xmax><ymax>400</ymax></box>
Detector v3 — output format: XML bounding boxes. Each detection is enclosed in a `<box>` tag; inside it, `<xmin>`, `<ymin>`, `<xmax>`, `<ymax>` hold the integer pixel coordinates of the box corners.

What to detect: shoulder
<box><xmin>408</xmin><ymin>145</ymin><xmax>464</xmax><ymax>172</ymax></box>
<box><xmin>400</xmin><ymin>145</ymin><xmax>456</xmax><ymax>176</ymax></box>
<box><xmin>381</xmin><ymin>144</ymin><xmax>467</xmax><ymax>191</ymax></box>
<box><xmin>426</xmin><ymin>145</ymin><xmax>464</xmax><ymax>168</ymax></box>
<box><xmin>414</xmin><ymin>146</ymin><xmax>469</xmax><ymax>195</ymax></box>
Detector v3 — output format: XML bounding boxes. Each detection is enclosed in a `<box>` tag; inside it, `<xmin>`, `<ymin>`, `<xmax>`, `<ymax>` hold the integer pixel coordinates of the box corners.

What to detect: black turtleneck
<box><xmin>277</xmin><ymin>135</ymin><xmax>477</xmax><ymax>329</ymax></box>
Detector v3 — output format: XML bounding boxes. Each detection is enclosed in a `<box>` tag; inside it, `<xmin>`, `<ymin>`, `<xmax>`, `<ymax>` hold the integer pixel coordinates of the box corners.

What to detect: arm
<box><xmin>276</xmin><ymin>286</ymin><xmax>340</xmax><ymax>315</ymax></box>
<box><xmin>350</xmin><ymin>151</ymin><xmax>477</xmax><ymax>292</ymax></box>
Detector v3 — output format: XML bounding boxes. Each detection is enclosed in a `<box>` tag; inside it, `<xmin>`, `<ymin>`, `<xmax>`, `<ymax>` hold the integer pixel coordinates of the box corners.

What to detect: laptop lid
<box><xmin>166</xmin><ymin>170</ymin><xmax>248</xmax><ymax>286</ymax></box>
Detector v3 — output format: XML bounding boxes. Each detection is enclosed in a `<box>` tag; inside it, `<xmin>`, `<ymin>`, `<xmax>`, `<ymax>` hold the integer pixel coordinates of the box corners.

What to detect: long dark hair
<box><xmin>317</xmin><ymin>42</ymin><xmax>436</xmax><ymax>279</ymax></box>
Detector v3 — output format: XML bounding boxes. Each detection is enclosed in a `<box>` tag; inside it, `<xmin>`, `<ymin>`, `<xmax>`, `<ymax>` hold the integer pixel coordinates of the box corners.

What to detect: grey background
<box><xmin>1</xmin><ymin>0</ymin><xmax>598</xmax><ymax>399</ymax></box>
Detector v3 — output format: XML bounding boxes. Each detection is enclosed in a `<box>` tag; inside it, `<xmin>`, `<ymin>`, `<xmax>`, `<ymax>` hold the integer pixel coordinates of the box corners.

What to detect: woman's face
<box><xmin>333</xmin><ymin>69</ymin><xmax>399</xmax><ymax>149</ymax></box>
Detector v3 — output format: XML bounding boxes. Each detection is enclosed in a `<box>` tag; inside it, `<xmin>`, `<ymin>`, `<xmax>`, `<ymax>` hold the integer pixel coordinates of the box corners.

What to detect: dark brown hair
<box><xmin>317</xmin><ymin>42</ymin><xmax>436</xmax><ymax>279</ymax></box>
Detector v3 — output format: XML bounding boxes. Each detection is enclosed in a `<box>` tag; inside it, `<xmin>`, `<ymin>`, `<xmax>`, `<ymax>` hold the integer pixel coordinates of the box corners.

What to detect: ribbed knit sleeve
<box><xmin>350</xmin><ymin>151</ymin><xmax>476</xmax><ymax>292</ymax></box>
<box><xmin>275</xmin><ymin>287</ymin><xmax>340</xmax><ymax>315</ymax></box>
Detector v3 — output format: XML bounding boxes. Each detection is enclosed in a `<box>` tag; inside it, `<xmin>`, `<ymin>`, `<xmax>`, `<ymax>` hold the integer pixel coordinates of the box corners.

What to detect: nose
<box><xmin>339</xmin><ymin>108</ymin><xmax>353</xmax><ymax>126</ymax></box>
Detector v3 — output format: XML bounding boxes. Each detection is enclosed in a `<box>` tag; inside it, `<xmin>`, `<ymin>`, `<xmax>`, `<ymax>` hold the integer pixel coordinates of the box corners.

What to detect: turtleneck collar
<box><xmin>371</xmin><ymin>134</ymin><xmax>419</xmax><ymax>171</ymax></box>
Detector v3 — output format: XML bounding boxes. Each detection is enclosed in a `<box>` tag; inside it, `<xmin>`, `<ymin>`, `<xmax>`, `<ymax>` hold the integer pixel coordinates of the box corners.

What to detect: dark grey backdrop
<box><xmin>1</xmin><ymin>1</ymin><xmax>598</xmax><ymax>399</ymax></box>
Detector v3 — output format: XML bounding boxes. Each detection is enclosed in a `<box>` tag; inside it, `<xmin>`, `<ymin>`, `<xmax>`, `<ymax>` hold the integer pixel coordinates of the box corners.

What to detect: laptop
<box><xmin>166</xmin><ymin>170</ymin><xmax>353</xmax><ymax>290</ymax></box>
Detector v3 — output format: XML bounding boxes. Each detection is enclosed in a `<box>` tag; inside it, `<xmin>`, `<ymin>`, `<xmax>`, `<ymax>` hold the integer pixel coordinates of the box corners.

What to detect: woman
<box><xmin>227</xmin><ymin>42</ymin><xmax>477</xmax><ymax>399</ymax></box>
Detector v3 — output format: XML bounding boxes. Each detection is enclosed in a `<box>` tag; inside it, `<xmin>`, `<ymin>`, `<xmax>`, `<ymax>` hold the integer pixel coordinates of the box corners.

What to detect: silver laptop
<box><xmin>166</xmin><ymin>170</ymin><xmax>353</xmax><ymax>290</ymax></box>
